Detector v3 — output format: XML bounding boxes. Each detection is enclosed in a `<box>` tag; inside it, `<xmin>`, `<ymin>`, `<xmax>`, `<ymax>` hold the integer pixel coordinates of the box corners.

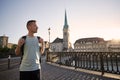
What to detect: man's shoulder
<box><xmin>20</xmin><ymin>35</ymin><xmax>27</xmax><ymax>39</ymax></box>
<box><xmin>21</xmin><ymin>36</ymin><xmax>27</xmax><ymax>39</ymax></box>
<box><xmin>20</xmin><ymin>35</ymin><xmax>41</xmax><ymax>40</ymax></box>
<box><xmin>36</xmin><ymin>36</ymin><xmax>40</xmax><ymax>40</ymax></box>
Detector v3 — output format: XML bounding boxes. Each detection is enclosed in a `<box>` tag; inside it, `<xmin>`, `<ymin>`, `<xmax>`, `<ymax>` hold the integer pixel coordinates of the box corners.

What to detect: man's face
<box><xmin>28</xmin><ymin>22</ymin><xmax>38</xmax><ymax>33</ymax></box>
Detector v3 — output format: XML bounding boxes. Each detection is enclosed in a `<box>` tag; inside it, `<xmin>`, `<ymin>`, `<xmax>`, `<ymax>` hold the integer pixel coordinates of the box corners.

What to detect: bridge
<box><xmin>0</xmin><ymin>52</ymin><xmax>120</xmax><ymax>80</ymax></box>
<box><xmin>47</xmin><ymin>52</ymin><xmax>120</xmax><ymax>74</ymax></box>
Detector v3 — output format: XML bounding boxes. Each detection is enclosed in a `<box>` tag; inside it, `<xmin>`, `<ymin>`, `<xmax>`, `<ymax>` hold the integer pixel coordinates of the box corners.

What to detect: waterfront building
<box><xmin>107</xmin><ymin>39</ymin><xmax>120</xmax><ymax>52</ymax></box>
<box><xmin>0</xmin><ymin>35</ymin><xmax>8</xmax><ymax>48</ymax></box>
<box><xmin>74</xmin><ymin>37</ymin><xmax>120</xmax><ymax>52</ymax></box>
<box><xmin>74</xmin><ymin>37</ymin><xmax>107</xmax><ymax>52</ymax></box>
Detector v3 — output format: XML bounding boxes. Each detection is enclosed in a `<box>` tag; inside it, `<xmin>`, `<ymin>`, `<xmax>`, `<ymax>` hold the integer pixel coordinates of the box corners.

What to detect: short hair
<box><xmin>26</xmin><ymin>20</ymin><xmax>36</xmax><ymax>27</ymax></box>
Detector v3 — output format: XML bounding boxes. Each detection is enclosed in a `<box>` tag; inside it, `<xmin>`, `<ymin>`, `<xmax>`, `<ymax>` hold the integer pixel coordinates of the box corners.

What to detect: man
<box><xmin>15</xmin><ymin>20</ymin><xmax>44</xmax><ymax>80</ymax></box>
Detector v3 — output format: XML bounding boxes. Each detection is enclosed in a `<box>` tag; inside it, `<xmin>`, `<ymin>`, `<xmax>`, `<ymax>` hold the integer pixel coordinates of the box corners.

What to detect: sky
<box><xmin>0</xmin><ymin>0</ymin><xmax>120</xmax><ymax>47</ymax></box>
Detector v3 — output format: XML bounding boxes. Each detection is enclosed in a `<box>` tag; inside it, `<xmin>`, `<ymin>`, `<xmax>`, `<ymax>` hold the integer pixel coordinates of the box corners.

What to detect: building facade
<box><xmin>74</xmin><ymin>37</ymin><xmax>120</xmax><ymax>52</ymax></box>
<box><xmin>74</xmin><ymin>37</ymin><xmax>108</xmax><ymax>52</ymax></box>
<box><xmin>0</xmin><ymin>35</ymin><xmax>8</xmax><ymax>48</ymax></box>
<box><xmin>50</xmin><ymin>38</ymin><xmax>63</xmax><ymax>52</ymax></box>
<box><xmin>107</xmin><ymin>39</ymin><xmax>120</xmax><ymax>52</ymax></box>
<box><xmin>0</xmin><ymin>35</ymin><xmax>17</xmax><ymax>49</ymax></box>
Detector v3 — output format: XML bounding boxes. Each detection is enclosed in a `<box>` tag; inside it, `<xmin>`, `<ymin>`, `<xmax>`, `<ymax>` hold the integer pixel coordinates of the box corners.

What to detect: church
<box><xmin>50</xmin><ymin>11</ymin><xmax>72</xmax><ymax>52</ymax></box>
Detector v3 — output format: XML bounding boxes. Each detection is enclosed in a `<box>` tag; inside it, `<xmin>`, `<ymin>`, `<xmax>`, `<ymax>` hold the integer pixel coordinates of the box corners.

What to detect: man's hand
<box><xmin>18</xmin><ymin>38</ymin><xmax>25</xmax><ymax>47</ymax></box>
<box><xmin>39</xmin><ymin>38</ymin><xmax>44</xmax><ymax>54</ymax></box>
<box><xmin>39</xmin><ymin>38</ymin><xmax>44</xmax><ymax>43</ymax></box>
<box><xmin>15</xmin><ymin>38</ymin><xmax>25</xmax><ymax>56</ymax></box>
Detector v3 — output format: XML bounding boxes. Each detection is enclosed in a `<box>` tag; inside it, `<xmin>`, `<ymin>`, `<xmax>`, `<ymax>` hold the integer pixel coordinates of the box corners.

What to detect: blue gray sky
<box><xmin>0</xmin><ymin>0</ymin><xmax>120</xmax><ymax>46</ymax></box>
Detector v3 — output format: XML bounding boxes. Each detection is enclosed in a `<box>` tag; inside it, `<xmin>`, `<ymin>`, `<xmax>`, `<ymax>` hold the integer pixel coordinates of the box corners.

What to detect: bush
<box><xmin>0</xmin><ymin>46</ymin><xmax>10</xmax><ymax>58</ymax></box>
<box><xmin>0</xmin><ymin>46</ymin><xmax>10</xmax><ymax>52</ymax></box>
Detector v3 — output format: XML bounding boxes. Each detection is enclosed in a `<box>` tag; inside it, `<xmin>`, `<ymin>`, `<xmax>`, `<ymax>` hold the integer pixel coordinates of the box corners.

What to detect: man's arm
<box><xmin>40</xmin><ymin>42</ymin><xmax>44</xmax><ymax>54</ymax></box>
<box><xmin>15</xmin><ymin>38</ymin><xmax>25</xmax><ymax>56</ymax></box>
<box><xmin>39</xmin><ymin>38</ymin><xmax>45</xmax><ymax>55</ymax></box>
<box><xmin>15</xmin><ymin>45</ymin><xmax>21</xmax><ymax>56</ymax></box>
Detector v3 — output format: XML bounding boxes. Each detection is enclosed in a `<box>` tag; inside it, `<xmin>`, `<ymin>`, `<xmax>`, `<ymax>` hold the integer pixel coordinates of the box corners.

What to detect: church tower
<box><xmin>63</xmin><ymin>10</ymin><xmax>70</xmax><ymax>51</ymax></box>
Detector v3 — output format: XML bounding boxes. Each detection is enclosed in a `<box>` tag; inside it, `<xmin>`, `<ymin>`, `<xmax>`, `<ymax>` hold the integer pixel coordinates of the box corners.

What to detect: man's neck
<box><xmin>28</xmin><ymin>32</ymin><xmax>34</xmax><ymax>37</ymax></box>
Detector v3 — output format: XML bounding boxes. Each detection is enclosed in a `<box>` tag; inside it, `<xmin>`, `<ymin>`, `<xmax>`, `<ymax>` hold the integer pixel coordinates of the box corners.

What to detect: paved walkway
<box><xmin>41</xmin><ymin>63</ymin><xmax>119</xmax><ymax>80</ymax></box>
<box><xmin>0</xmin><ymin>57</ymin><xmax>119</xmax><ymax>80</ymax></box>
<box><xmin>0</xmin><ymin>67</ymin><xmax>19</xmax><ymax>80</ymax></box>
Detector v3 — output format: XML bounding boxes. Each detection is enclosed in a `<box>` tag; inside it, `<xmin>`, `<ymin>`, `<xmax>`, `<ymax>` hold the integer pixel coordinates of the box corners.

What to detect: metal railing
<box><xmin>46</xmin><ymin>52</ymin><xmax>120</xmax><ymax>75</ymax></box>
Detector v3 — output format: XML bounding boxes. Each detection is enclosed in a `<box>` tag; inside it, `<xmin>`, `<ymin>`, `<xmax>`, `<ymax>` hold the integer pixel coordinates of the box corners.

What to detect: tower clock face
<box><xmin>64</xmin><ymin>32</ymin><xmax>67</xmax><ymax>35</ymax></box>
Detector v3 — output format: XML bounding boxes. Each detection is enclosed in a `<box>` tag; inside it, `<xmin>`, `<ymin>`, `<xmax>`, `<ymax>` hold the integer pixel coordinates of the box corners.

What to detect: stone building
<box><xmin>107</xmin><ymin>39</ymin><xmax>120</xmax><ymax>52</ymax></box>
<box><xmin>74</xmin><ymin>37</ymin><xmax>120</xmax><ymax>52</ymax></box>
<box><xmin>7</xmin><ymin>43</ymin><xmax>14</xmax><ymax>48</ymax></box>
<box><xmin>74</xmin><ymin>37</ymin><xmax>107</xmax><ymax>52</ymax></box>
<box><xmin>0</xmin><ymin>35</ymin><xmax>17</xmax><ymax>49</ymax></box>
<box><xmin>50</xmin><ymin>37</ymin><xmax>63</xmax><ymax>52</ymax></box>
<box><xmin>0</xmin><ymin>35</ymin><xmax>8</xmax><ymax>48</ymax></box>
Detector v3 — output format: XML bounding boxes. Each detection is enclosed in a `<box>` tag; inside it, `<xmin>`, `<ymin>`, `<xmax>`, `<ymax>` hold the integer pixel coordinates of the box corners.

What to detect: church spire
<box><xmin>64</xmin><ymin>10</ymin><xmax>69</xmax><ymax>29</ymax></box>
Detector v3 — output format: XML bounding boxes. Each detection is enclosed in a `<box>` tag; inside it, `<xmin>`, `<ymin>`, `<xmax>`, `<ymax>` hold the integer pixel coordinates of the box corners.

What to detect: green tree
<box><xmin>9</xmin><ymin>44</ymin><xmax>17</xmax><ymax>56</ymax></box>
<box><xmin>0</xmin><ymin>46</ymin><xmax>10</xmax><ymax>58</ymax></box>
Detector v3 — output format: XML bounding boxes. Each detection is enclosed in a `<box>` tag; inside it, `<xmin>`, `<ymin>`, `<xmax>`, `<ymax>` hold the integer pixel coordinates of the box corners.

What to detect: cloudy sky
<box><xmin>0</xmin><ymin>0</ymin><xmax>120</xmax><ymax>46</ymax></box>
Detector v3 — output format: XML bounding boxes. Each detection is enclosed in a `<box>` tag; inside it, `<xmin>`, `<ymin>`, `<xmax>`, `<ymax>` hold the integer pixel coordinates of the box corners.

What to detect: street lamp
<box><xmin>48</xmin><ymin>27</ymin><xmax>51</xmax><ymax>49</ymax></box>
<box><xmin>46</xmin><ymin>28</ymin><xmax>51</xmax><ymax>62</ymax></box>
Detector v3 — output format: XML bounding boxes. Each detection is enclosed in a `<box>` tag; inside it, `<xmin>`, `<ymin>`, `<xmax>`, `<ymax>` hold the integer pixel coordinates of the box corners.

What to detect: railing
<box><xmin>46</xmin><ymin>52</ymin><xmax>120</xmax><ymax>75</ymax></box>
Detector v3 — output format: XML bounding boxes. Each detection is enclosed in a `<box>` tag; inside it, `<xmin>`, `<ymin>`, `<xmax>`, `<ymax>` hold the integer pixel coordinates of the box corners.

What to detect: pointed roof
<box><xmin>74</xmin><ymin>37</ymin><xmax>105</xmax><ymax>44</ymax></box>
<box><xmin>64</xmin><ymin>10</ymin><xmax>69</xmax><ymax>29</ymax></box>
<box><xmin>52</xmin><ymin>37</ymin><xmax>63</xmax><ymax>43</ymax></box>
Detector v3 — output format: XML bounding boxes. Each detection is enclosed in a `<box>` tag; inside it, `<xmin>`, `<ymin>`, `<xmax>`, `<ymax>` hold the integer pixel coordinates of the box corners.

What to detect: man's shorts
<box><xmin>20</xmin><ymin>69</ymin><xmax>40</xmax><ymax>80</ymax></box>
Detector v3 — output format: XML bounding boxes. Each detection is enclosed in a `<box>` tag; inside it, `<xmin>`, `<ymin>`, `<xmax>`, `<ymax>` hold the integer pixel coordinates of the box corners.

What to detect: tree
<box><xmin>0</xmin><ymin>46</ymin><xmax>10</xmax><ymax>58</ymax></box>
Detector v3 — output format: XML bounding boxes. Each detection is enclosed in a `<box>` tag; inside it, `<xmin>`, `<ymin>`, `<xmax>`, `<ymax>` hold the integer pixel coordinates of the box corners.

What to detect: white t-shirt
<box><xmin>20</xmin><ymin>36</ymin><xmax>41</xmax><ymax>71</ymax></box>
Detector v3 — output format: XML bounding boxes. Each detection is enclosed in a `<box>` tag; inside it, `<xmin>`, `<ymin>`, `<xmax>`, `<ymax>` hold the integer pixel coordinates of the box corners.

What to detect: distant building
<box><xmin>74</xmin><ymin>37</ymin><xmax>107</xmax><ymax>52</ymax></box>
<box><xmin>74</xmin><ymin>37</ymin><xmax>120</xmax><ymax>52</ymax></box>
<box><xmin>0</xmin><ymin>35</ymin><xmax>17</xmax><ymax>49</ymax></box>
<box><xmin>7</xmin><ymin>43</ymin><xmax>15</xmax><ymax>49</ymax></box>
<box><xmin>0</xmin><ymin>35</ymin><xmax>8</xmax><ymax>48</ymax></box>
<box><xmin>107</xmin><ymin>39</ymin><xmax>120</xmax><ymax>52</ymax></box>
<box><xmin>50</xmin><ymin>11</ymin><xmax>72</xmax><ymax>52</ymax></box>
<box><xmin>50</xmin><ymin>37</ymin><xmax>63</xmax><ymax>52</ymax></box>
